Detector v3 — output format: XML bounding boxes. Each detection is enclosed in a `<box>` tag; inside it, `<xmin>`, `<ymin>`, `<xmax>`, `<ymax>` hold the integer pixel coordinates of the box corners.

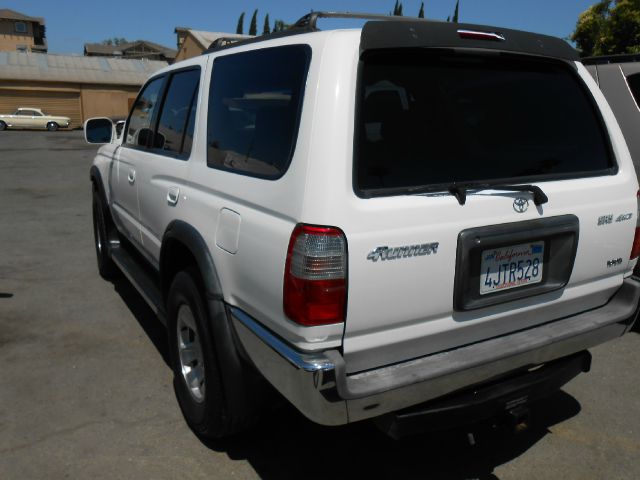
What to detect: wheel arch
<box><xmin>160</xmin><ymin>220</ymin><xmax>223</xmax><ymax>304</ymax></box>
<box><xmin>161</xmin><ymin>220</ymin><xmax>264</xmax><ymax>423</ymax></box>
<box><xmin>89</xmin><ymin>165</ymin><xmax>107</xmax><ymax>201</ymax></box>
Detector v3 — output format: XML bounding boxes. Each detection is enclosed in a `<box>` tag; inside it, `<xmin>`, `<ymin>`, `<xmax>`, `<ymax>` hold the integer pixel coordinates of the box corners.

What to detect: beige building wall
<box><xmin>0</xmin><ymin>81</ymin><xmax>141</xmax><ymax>127</ymax></box>
<box><xmin>0</xmin><ymin>19</ymin><xmax>36</xmax><ymax>51</ymax></box>
<box><xmin>81</xmin><ymin>86</ymin><xmax>139</xmax><ymax>120</ymax></box>
<box><xmin>175</xmin><ymin>35</ymin><xmax>204</xmax><ymax>62</ymax></box>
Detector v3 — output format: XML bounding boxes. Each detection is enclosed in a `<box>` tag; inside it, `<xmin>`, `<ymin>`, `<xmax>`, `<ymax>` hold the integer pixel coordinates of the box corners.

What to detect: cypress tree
<box><xmin>393</xmin><ymin>0</ymin><xmax>399</xmax><ymax>15</ymax></box>
<box><xmin>452</xmin><ymin>0</ymin><xmax>460</xmax><ymax>23</ymax></box>
<box><xmin>263</xmin><ymin>13</ymin><xmax>271</xmax><ymax>35</ymax></box>
<box><xmin>418</xmin><ymin>2</ymin><xmax>425</xmax><ymax>18</ymax></box>
<box><xmin>236</xmin><ymin>12</ymin><xmax>245</xmax><ymax>34</ymax></box>
<box><xmin>249</xmin><ymin>9</ymin><xmax>258</xmax><ymax>36</ymax></box>
<box><xmin>398</xmin><ymin>3</ymin><xmax>403</xmax><ymax>16</ymax></box>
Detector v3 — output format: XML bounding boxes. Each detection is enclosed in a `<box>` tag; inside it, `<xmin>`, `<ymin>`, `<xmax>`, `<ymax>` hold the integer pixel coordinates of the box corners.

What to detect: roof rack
<box><xmin>208</xmin><ymin>37</ymin><xmax>248</xmax><ymax>49</ymax></box>
<box><xmin>582</xmin><ymin>53</ymin><xmax>640</xmax><ymax>66</ymax></box>
<box><xmin>203</xmin><ymin>11</ymin><xmax>431</xmax><ymax>55</ymax></box>
<box><xmin>291</xmin><ymin>11</ymin><xmax>432</xmax><ymax>31</ymax></box>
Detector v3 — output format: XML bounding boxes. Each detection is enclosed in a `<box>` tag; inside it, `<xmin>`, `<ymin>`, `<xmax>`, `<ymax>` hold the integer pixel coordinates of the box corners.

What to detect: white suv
<box><xmin>85</xmin><ymin>13</ymin><xmax>640</xmax><ymax>439</ymax></box>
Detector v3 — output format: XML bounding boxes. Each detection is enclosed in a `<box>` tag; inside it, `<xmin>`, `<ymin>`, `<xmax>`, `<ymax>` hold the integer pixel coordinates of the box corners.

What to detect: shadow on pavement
<box><xmin>0</xmin><ymin>293</ymin><xmax>13</xmax><ymax>298</ymax></box>
<box><xmin>110</xmin><ymin>274</ymin><xmax>582</xmax><ymax>479</ymax></box>
<box><xmin>112</xmin><ymin>277</ymin><xmax>170</xmax><ymax>367</ymax></box>
<box><xmin>204</xmin><ymin>386</ymin><xmax>580</xmax><ymax>479</ymax></box>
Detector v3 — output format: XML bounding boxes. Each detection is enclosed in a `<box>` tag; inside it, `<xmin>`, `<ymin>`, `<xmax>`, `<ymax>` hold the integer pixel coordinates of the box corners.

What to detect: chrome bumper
<box><xmin>230</xmin><ymin>278</ymin><xmax>640</xmax><ymax>426</ymax></box>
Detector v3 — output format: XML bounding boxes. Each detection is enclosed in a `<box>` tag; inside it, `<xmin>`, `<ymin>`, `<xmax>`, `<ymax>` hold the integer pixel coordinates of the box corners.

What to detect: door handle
<box><xmin>127</xmin><ymin>170</ymin><xmax>135</xmax><ymax>184</ymax></box>
<box><xmin>167</xmin><ymin>187</ymin><xmax>180</xmax><ymax>206</ymax></box>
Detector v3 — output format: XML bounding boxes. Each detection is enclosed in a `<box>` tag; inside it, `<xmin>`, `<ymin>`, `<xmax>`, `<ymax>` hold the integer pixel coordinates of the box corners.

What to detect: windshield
<box><xmin>355</xmin><ymin>49</ymin><xmax>615</xmax><ymax>196</ymax></box>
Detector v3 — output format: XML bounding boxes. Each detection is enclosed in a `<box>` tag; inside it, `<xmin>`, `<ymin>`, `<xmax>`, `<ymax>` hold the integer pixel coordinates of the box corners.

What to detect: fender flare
<box><xmin>160</xmin><ymin>220</ymin><xmax>223</xmax><ymax>301</ymax></box>
<box><xmin>89</xmin><ymin>165</ymin><xmax>107</xmax><ymax>204</ymax></box>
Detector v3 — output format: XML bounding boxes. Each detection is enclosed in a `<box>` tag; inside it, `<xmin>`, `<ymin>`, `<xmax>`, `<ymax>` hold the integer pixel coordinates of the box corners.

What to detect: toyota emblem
<box><xmin>513</xmin><ymin>197</ymin><xmax>529</xmax><ymax>213</ymax></box>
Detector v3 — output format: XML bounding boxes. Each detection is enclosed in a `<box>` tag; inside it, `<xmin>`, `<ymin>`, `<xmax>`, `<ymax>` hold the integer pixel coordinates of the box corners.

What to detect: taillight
<box><xmin>283</xmin><ymin>224</ymin><xmax>347</xmax><ymax>326</ymax></box>
<box><xmin>631</xmin><ymin>190</ymin><xmax>640</xmax><ymax>260</ymax></box>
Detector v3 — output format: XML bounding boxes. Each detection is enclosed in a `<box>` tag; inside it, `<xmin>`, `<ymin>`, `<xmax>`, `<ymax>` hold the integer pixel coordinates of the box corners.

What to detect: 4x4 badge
<box><xmin>513</xmin><ymin>197</ymin><xmax>529</xmax><ymax>213</ymax></box>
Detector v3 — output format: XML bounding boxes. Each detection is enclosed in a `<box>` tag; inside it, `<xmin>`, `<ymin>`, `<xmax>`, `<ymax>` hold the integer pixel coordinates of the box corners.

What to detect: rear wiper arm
<box><xmin>448</xmin><ymin>183</ymin><xmax>549</xmax><ymax>206</ymax></box>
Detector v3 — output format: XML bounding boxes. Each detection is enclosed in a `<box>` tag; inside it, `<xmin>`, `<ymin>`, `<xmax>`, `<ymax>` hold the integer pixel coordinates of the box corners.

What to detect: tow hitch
<box><xmin>374</xmin><ymin>351</ymin><xmax>591</xmax><ymax>440</ymax></box>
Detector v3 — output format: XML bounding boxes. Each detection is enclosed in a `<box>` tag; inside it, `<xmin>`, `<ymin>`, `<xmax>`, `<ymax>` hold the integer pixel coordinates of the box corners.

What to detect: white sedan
<box><xmin>0</xmin><ymin>108</ymin><xmax>71</xmax><ymax>131</ymax></box>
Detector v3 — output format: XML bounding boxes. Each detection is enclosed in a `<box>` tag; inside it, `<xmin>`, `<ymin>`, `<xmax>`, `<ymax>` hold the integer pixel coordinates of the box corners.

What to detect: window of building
<box><xmin>15</xmin><ymin>22</ymin><xmax>27</xmax><ymax>33</ymax></box>
<box><xmin>153</xmin><ymin>68</ymin><xmax>200</xmax><ymax>158</ymax></box>
<box><xmin>206</xmin><ymin>45</ymin><xmax>311</xmax><ymax>178</ymax></box>
<box><xmin>125</xmin><ymin>76</ymin><xmax>165</xmax><ymax>148</ymax></box>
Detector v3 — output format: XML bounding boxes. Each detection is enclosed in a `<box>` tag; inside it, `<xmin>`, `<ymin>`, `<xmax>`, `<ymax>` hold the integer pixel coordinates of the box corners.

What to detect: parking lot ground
<box><xmin>0</xmin><ymin>130</ymin><xmax>639</xmax><ymax>480</ymax></box>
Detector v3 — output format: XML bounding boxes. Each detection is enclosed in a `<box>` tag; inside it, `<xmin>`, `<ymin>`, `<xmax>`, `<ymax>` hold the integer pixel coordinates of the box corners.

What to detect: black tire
<box><xmin>0</xmin><ymin>121</ymin><xmax>6</xmax><ymax>131</ymax></box>
<box><xmin>92</xmin><ymin>188</ymin><xmax>119</xmax><ymax>279</ymax></box>
<box><xmin>46</xmin><ymin>122</ymin><xmax>59</xmax><ymax>132</ymax></box>
<box><xmin>167</xmin><ymin>268</ymin><xmax>258</xmax><ymax>439</ymax></box>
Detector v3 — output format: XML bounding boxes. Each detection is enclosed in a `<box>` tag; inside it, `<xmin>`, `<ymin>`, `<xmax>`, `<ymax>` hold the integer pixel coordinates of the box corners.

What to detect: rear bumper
<box><xmin>230</xmin><ymin>278</ymin><xmax>640</xmax><ymax>426</ymax></box>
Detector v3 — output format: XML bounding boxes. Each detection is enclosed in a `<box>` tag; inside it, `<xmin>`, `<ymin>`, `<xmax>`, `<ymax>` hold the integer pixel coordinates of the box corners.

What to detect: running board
<box><xmin>110</xmin><ymin>246</ymin><xmax>167</xmax><ymax>325</ymax></box>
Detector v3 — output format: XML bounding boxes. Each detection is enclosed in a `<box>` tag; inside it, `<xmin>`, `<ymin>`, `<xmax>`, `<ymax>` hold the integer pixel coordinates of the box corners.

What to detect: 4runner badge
<box><xmin>367</xmin><ymin>243</ymin><xmax>439</xmax><ymax>262</ymax></box>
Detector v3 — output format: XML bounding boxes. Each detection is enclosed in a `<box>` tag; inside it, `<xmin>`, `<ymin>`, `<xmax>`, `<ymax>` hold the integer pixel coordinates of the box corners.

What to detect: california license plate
<box><xmin>480</xmin><ymin>242</ymin><xmax>544</xmax><ymax>295</ymax></box>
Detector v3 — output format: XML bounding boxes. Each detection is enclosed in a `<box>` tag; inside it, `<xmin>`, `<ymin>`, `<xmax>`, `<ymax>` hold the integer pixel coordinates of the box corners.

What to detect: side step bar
<box><xmin>110</xmin><ymin>246</ymin><xmax>167</xmax><ymax>325</ymax></box>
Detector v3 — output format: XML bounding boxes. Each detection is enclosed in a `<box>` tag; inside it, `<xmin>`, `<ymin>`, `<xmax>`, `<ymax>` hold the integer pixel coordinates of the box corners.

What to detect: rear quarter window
<box><xmin>206</xmin><ymin>45</ymin><xmax>311</xmax><ymax>179</ymax></box>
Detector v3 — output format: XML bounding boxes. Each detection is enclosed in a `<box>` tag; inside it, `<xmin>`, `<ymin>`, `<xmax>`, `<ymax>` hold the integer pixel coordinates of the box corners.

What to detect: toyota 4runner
<box><xmin>85</xmin><ymin>13</ymin><xmax>640</xmax><ymax>439</ymax></box>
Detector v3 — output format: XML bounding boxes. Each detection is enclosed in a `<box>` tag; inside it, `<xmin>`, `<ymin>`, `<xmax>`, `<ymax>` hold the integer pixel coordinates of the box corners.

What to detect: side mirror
<box><xmin>84</xmin><ymin>117</ymin><xmax>114</xmax><ymax>144</ymax></box>
<box><xmin>114</xmin><ymin>120</ymin><xmax>126</xmax><ymax>139</ymax></box>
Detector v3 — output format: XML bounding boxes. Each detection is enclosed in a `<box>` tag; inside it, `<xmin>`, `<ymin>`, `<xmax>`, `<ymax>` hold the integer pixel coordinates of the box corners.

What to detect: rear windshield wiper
<box><xmin>448</xmin><ymin>183</ymin><xmax>549</xmax><ymax>206</ymax></box>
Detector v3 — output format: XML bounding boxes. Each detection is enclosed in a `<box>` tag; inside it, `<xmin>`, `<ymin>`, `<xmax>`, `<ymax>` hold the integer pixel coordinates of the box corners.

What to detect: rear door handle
<box><xmin>167</xmin><ymin>187</ymin><xmax>180</xmax><ymax>206</ymax></box>
<box><xmin>127</xmin><ymin>170</ymin><xmax>135</xmax><ymax>184</ymax></box>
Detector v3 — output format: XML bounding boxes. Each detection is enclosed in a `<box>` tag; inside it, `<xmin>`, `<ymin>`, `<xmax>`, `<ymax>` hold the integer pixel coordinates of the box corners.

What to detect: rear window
<box><xmin>627</xmin><ymin>73</ymin><xmax>640</xmax><ymax>107</ymax></box>
<box><xmin>355</xmin><ymin>50</ymin><xmax>615</xmax><ymax>196</ymax></box>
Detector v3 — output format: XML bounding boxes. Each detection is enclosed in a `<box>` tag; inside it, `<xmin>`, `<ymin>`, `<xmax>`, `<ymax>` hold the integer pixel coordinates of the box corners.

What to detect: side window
<box><xmin>125</xmin><ymin>77</ymin><xmax>164</xmax><ymax>148</ymax></box>
<box><xmin>154</xmin><ymin>69</ymin><xmax>200</xmax><ymax>158</ymax></box>
<box><xmin>627</xmin><ymin>73</ymin><xmax>640</xmax><ymax>108</ymax></box>
<box><xmin>207</xmin><ymin>45</ymin><xmax>310</xmax><ymax>178</ymax></box>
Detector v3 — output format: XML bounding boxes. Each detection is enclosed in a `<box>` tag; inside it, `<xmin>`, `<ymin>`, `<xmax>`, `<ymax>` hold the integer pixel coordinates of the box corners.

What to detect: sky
<box><xmin>7</xmin><ymin>0</ymin><xmax>599</xmax><ymax>55</ymax></box>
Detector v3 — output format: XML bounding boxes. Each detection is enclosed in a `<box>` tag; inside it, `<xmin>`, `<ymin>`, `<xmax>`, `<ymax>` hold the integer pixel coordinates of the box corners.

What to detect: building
<box><xmin>174</xmin><ymin>28</ymin><xmax>251</xmax><ymax>62</ymax></box>
<box><xmin>0</xmin><ymin>8</ymin><xmax>46</xmax><ymax>53</ymax></box>
<box><xmin>84</xmin><ymin>40</ymin><xmax>177</xmax><ymax>63</ymax></box>
<box><xmin>0</xmin><ymin>52</ymin><xmax>167</xmax><ymax>127</ymax></box>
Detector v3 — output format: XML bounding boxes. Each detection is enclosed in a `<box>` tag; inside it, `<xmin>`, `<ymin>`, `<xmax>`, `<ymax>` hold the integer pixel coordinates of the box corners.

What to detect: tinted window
<box><xmin>356</xmin><ymin>50</ymin><xmax>614</xmax><ymax>196</ymax></box>
<box><xmin>627</xmin><ymin>73</ymin><xmax>640</xmax><ymax>107</ymax></box>
<box><xmin>126</xmin><ymin>77</ymin><xmax>164</xmax><ymax>148</ymax></box>
<box><xmin>207</xmin><ymin>45</ymin><xmax>310</xmax><ymax>178</ymax></box>
<box><xmin>155</xmin><ymin>69</ymin><xmax>200</xmax><ymax>157</ymax></box>
<box><xmin>17</xmin><ymin>110</ymin><xmax>35</xmax><ymax>116</ymax></box>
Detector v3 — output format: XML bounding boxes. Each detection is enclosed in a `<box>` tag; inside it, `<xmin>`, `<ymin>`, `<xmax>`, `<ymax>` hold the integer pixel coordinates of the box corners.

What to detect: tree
<box><xmin>452</xmin><ymin>0</ymin><xmax>460</xmax><ymax>23</ymax></box>
<box><xmin>273</xmin><ymin>19</ymin><xmax>289</xmax><ymax>32</ymax></box>
<box><xmin>249</xmin><ymin>9</ymin><xmax>258</xmax><ymax>36</ymax></box>
<box><xmin>571</xmin><ymin>0</ymin><xmax>640</xmax><ymax>57</ymax></box>
<box><xmin>263</xmin><ymin>13</ymin><xmax>271</xmax><ymax>35</ymax></box>
<box><xmin>101</xmin><ymin>37</ymin><xmax>128</xmax><ymax>46</ymax></box>
<box><xmin>418</xmin><ymin>2</ymin><xmax>425</xmax><ymax>18</ymax></box>
<box><xmin>236</xmin><ymin>12</ymin><xmax>245</xmax><ymax>35</ymax></box>
<box><xmin>392</xmin><ymin>1</ymin><xmax>403</xmax><ymax>16</ymax></box>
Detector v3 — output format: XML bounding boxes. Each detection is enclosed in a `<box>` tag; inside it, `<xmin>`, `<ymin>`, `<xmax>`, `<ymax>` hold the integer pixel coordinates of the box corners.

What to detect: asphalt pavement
<box><xmin>0</xmin><ymin>130</ymin><xmax>639</xmax><ymax>479</ymax></box>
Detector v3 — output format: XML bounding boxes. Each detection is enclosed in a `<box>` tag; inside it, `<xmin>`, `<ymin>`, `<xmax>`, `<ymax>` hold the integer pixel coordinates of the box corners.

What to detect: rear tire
<box><xmin>46</xmin><ymin>122</ymin><xmax>59</xmax><ymax>132</ymax></box>
<box><xmin>167</xmin><ymin>268</ymin><xmax>258</xmax><ymax>439</ymax></box>
<box><xmin>92</xmin><ymin>188</ymin><xmax>119</xmax><ymax>279</ymax></box>
<box><xmin>0</xmin><ymin>121</ymin><xmax>6</xmax><ymax>131</ymax></box>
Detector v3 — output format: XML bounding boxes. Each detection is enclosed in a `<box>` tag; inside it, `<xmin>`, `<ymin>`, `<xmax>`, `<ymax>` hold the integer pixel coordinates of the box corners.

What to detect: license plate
<box><xmin>480</xmin><ymin>242</ymin><xmax>544</xmax><ymax>295</ymax></box>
